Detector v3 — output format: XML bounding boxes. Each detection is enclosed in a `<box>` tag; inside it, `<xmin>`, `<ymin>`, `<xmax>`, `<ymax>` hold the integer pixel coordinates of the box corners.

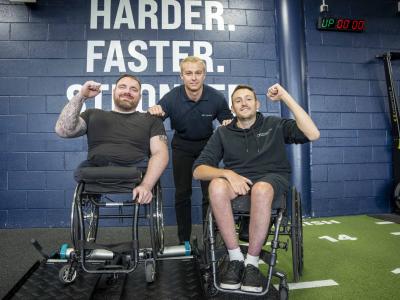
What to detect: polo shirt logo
<box><xmin>257</xmin><ymin>129</ymin><xmax>272</xmax><ymax>137</ymax></box>
<box><xmin>201</xmin><ymin>114</ymin><xmax>213</xmax><ymax>117</ymax></box>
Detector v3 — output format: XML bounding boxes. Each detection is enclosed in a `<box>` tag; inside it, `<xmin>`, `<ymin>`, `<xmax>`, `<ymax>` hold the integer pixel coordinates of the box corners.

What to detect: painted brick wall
<box><xmin>0</xmin><ymin>0</ymin><xmax>278</xmax><ymax>228</ymax></box>
<box><xmin>0</xmin><ymin>0</ymin><xmax>397</xmax><ymax>228</ymax></box>
<box><xmin>305</xmin><ymin>0</ymin><xmax>399</xmax><ymax>216</ymax></box>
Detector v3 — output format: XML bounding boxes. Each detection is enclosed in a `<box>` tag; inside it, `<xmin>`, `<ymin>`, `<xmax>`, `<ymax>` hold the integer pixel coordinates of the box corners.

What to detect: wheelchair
<box><xmin>198</xmin><ymin>186</ymin><xmax>303</xmax><ymax>299</ymax></box>
<box><xmin>58</xmin><ymin>165</ymin><xmax>164</xmax><ymax>285</ymax></box>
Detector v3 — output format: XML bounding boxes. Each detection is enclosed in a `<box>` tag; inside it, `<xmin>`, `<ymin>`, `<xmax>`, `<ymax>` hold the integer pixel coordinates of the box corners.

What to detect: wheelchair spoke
<box><xmin>82</xmin><ymin>198</ymin><xmax>99</xmax><ymax>242</ymax></box>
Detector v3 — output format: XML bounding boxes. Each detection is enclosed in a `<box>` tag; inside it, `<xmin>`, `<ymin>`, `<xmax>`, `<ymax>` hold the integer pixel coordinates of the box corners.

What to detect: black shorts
<box><xmin>250</xmin><ymin>173</ymin><xmax>290</xmax><ymax>204</ymax></box>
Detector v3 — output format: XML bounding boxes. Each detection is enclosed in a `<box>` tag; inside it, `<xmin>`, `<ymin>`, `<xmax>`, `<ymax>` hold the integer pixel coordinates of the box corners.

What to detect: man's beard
<box><xmin>114</xmin><ymin>96</ymin><xmax>138</xmax><ymax>112</ymax></box>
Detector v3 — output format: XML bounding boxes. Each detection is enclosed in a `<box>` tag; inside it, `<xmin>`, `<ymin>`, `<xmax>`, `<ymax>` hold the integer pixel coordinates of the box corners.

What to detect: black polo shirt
<box><xmin>158</xmin><ymin>85</ymin><xmax>233</xmax><ymax>141</ymax></box>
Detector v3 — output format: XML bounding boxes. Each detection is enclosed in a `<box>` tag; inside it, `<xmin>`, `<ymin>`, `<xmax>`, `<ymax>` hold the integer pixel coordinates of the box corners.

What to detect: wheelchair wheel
<box><xmin>204</xmin><ymin>271</ymin><xmax>219</xmax><ymax>298</ymax></box>
<box><xmin>71</xmin><ymin>184</ymin><xmax>83</xmax><ymax>248</ymax></box>
<box><xmin>394</xmin><ymin>182</ymin><xmax>400</xmax><ymax>210</ymax></box>
<box><xmin>150</xmin><ymin>182</ymin><xmax>164</xmax><ymax>256</ymax></box>
<box><xmin>200</xmin><ymin>207</ymin><xmax>226</xmax><ymax>297</ymax></box>
<box><xmin>71</xmin><ymin>184</ymin><xmax>99</xmax><ymax>248</ymax></box>
<box><xmin>296</xmin><ymin>192</ymin><xmax>304</xmax><ymax>276</ymax></box>
<box><xmin>202</xmin><ymin>207</ymin><xmax>225</xmax><ymax>265</ymax></box>
<box><xmin>59</xmin><ymin>264</ymin><xmax>77</xmax><ymax>284</ymax></box>
<box><xmin>83</xmin><ymin>195</ymin><xmax>99</xmax><ymax>242</ymax></box>
<box><xmin>145</xmin><ymin>260</ymin><xmax>156</xmax><ymax>283</ymax></box>
<box><xmin>291</xmin><ymin>187</ymin><xmax>303</xmax><ymax>282</ymax></box>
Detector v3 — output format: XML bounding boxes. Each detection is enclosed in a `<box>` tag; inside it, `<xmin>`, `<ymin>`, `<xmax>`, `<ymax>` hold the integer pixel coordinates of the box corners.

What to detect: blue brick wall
<box><xmin>0</xmin><ymin>0</ymin><xmax>278</xmax><ymax>228</ymax></box>
<box><xmin>0</xmin><ymin>0</ymin><xmax>396</xmax><ymax>228</ymax></box>
<box><xmin>305</xmin><ymin>0</ymin><xmax>398</xmax><ymax>216</ymax></box>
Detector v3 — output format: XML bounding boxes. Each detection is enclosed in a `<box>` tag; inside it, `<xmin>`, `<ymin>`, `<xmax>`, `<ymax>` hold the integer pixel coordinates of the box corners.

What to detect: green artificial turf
<box><xmin>260</xmin><ymin>215</ymin><xmax>400</xmax><ymax>300</ymax></box>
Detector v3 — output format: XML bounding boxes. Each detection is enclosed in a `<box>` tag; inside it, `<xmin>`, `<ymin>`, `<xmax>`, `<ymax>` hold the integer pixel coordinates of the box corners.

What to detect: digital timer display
<box><xmin>317</xmin><ymin>16</ymin><xmax>365</xmax><ymax>32</ymax></box>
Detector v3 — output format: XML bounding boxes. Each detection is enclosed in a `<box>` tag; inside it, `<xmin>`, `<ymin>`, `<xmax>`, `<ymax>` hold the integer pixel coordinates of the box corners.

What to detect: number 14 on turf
<box><xmin>319</xmin><ymin>234</ymin><xmax>357</xmax><ymax>242</ymax></box>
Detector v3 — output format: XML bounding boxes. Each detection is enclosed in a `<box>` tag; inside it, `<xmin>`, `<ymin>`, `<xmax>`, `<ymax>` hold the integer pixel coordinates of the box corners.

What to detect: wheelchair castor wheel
<box><xmin>279</xmin><ymin>286</ymin><xmax>289</xmax><ymax>300</ymax></box>
<box><xmin>201</xmin><ymin>269</ymin><xmax>218</xmax><ymax>297</ymax></box>
<box><xmin>279</xmin><ymin>279</ymin><xmax>289</xmax><ymax>300</ymax></box>
<box><xmin>145</xmin><ymin>260</ymin><xmax>155</xmax><ymax>283</ymax></box>
<box><xmin>205</xmin><ymin>279</ymin><xmax>218</xmax><ymax>297</ymax></box>
<box><xmin>59</xmin><ymin>264</ymin><xmax>77</xmax><ymax>284</ymax></box>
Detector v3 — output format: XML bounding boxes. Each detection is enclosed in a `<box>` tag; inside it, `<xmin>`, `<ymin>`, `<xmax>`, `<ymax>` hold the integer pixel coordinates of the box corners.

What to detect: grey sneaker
<box><xmin>240</xmin><ymin>264</ymin><xmax>264</xmax><ymax>292</ymax></box>
<box><xmin>220</xmin><ymin>260</ymin><xmax>244</xmax><ymax>290</ymax></box>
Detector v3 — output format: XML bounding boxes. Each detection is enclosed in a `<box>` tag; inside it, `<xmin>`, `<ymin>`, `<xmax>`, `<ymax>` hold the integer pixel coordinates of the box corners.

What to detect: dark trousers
<box><xmin>172</xmin><ymin>135</ymin><xmax>209</xmax><ymax>242</ymax></box>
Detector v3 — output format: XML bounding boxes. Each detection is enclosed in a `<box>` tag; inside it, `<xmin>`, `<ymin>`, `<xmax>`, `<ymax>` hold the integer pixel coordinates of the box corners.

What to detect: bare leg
<box><xmin>248</xmin><ymin>182</ymin><xmax>274</xmax><ymax>256</ymax></box>
<box><xmin>208</xmin><ymin>178</ymin><xmax>238</xmax><ymax>250</ymax></box>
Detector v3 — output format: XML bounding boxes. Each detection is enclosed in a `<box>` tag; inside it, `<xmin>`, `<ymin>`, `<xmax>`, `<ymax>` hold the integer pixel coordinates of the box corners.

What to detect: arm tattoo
<box><xmin>55</xmin><ymin>93</ymin><xmax>87</xmax><ymax>138</ymax></box>
<box><xmin>158</xmin><ymin>135</ymin><xmax>168</xmax><ymax>145</ymax></box>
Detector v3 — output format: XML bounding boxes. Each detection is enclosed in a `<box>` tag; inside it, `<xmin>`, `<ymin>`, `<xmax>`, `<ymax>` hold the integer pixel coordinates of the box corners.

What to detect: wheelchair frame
<box><xmin>199</xmin><ymin>186</ymin><xmax>303</xmax><ymax>299</ymax></box>
<box><xmin>59</xmin><ymin>167</ymin><xmax>164</xmax><ymax>285</ymax></box>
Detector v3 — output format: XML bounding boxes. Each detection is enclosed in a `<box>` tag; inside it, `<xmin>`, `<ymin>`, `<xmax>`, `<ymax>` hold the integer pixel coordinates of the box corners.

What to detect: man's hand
<box><xmin>148</xmin><ymin>105</ymin><xmax>165</xmax><ymax>117</ymax></box>
<box><xmin>222</xmin><ymin>119</ymin><xmax>233</xmax><ymax>126</ymax></box>
<box><xmin>132</xmin><ymin>184</ymin><xmax>153</xmax><ymax>204</ymax></box>
<box><xmin>80</xmin><ymin>81</ymin><xmax>102</xmax><ymax>99</ymax></box>
<box><xmin>224</xmin><ymin>170</ymin><xmax>253</xmax><ymax>195</ymax></box>
<box><xmin>267</xmin><ymin>83</ymin><xmax>288</xmax><ymax>101</ymax></box>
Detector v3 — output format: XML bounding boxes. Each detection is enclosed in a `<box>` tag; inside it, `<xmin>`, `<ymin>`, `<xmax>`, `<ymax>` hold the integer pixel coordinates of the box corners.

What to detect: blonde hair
<box><xmin>179</xmin><ymin>56</ymin><xmax>206</xmax><ymax>73</ymax></box>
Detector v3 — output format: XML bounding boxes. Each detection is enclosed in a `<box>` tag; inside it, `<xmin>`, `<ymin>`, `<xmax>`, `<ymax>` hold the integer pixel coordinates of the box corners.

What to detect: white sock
<box><xmin>228</xmin><ymin>247</ymin><xmax>244</xmax><ymax>262</ymax></box>
<box><xmin>245</xmin><ymin>253</ymin><xmax>259</xmax><ymax>268</ymax></box>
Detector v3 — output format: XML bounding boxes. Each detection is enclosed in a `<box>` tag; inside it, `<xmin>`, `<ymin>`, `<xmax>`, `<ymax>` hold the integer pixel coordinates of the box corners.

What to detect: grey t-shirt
<box><xmin>81</xmin><ymin>109</ymin><xmax>166</xmax><ymax>165</ymax></box>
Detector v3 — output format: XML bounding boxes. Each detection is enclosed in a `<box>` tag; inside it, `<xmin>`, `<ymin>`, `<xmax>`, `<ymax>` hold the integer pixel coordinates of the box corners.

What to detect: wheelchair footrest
<box><xmin>86</xmin><ymin>258</ymin><xmax>139</xmax><ymax>274</ymax></box>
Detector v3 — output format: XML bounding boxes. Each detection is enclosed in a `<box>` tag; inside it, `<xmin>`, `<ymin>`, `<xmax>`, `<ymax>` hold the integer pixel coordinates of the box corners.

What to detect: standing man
<box><xmin>148</xmin><ymin>56</ymin><xmax>233</xmax><ymax>244</ymax></box>
<box><xmin>55</xmin><ymin>74</ymin><xmax>169</xmax><ymax>204</ymax></box>
<box><xmin>193</xmin><ymin>84</ymin><xmax>319</xmax><ymax>292</ymax></box>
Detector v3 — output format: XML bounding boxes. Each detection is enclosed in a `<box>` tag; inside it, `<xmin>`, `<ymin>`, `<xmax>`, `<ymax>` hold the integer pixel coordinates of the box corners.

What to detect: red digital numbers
<box><xmin>336</xmin><ymin>19</ymin><xmax>365</xmax><ymax>31</ymax></box>
<box><xmin>352</xmin><ymin>20</ymin><xmax>365</xmax><ymax>31</ymax></box>
<box><xmin>336</xmin><ymin>19</ymin><xmax>350</xmax><ymax>29</ymax></box>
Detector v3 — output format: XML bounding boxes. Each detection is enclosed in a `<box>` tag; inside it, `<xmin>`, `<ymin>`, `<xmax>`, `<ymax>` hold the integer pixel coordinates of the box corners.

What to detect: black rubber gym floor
<box><xmin>5</xmin><ymin>258</ymin><xmax>279</xmax><ymax>299</ymax></box>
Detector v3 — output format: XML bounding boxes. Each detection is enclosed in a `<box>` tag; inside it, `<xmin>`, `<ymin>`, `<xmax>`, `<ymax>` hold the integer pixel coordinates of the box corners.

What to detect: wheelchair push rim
<box><xmin>150</xmin><ymin>182</ymin><xmax>164</xmax><ymax>256</ymax></box>
<box><xmin>290</xmin><ymin>187</ymin><xmax>303</xmax><ymax>282</ymax></box>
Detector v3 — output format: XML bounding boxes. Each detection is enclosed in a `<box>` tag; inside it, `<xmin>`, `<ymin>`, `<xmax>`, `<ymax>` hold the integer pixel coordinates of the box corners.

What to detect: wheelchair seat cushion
<box><xmin>76</xmin><ymin>166</ymin><xmax>143</xmax><ymax>193</ymax></box>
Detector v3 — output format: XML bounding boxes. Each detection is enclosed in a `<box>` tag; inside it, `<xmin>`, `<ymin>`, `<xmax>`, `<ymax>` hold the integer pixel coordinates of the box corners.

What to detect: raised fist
<box><xmin>80</xmin><ymin>81</ymin><xmax>102</xmax><ymax>99</ymax></box>
<box><xmin>267</xmin><ymin>83</ymin><xmax>288</xmax><ymax>101</ymax></box>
